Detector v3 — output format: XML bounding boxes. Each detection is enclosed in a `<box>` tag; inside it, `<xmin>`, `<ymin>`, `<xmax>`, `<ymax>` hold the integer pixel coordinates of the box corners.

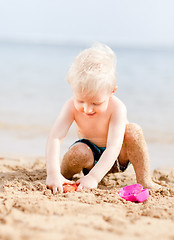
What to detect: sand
<box><xmin>0</xmin><ymin>155</ymin><xmax>174</xmax><ymax>240</ymax></box>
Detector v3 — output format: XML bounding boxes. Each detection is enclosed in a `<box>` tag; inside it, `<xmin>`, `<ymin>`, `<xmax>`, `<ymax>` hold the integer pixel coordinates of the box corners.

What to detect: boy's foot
<box><xmin>140</xmin><ymin>181</ymin><xmax>162</xmax><ymax>191</ymax></box>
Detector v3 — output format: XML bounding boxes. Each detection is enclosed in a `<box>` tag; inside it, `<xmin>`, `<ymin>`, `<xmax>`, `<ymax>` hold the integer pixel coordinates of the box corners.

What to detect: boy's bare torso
<box><xmin>71</xmin><ymin>96</ymin><xmax>127</xmax><ymax>147</ymax></box>
<box><xmin>74</xmin><ymin>110</ymin><xmax>110</xmax><ymax>147</ymax></box>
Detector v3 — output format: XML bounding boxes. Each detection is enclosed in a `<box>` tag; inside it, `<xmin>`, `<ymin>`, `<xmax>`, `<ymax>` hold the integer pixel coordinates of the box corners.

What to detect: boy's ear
<box><xmin>112</xmin><ymin>86</ymin><xmax>118</xmax><ymax>94</ymax></box>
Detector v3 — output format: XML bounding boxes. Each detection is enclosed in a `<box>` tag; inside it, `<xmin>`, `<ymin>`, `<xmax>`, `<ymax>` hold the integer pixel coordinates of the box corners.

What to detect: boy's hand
<box><xmin>46</xmin><ymin>173</ymin><xmax>72</xmax><ymax>194</ymax></box>
<box><xmin>77</xmin><ymin>174</ymin><xmax>98</xmax><ymax>190</ymax></box>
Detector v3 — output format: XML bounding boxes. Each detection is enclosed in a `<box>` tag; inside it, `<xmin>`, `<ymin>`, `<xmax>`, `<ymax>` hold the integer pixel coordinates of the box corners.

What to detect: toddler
<box><xmin>46</xmin><ymin>43</ymin><xmax>158</xmax><ymax>193</ymax></box>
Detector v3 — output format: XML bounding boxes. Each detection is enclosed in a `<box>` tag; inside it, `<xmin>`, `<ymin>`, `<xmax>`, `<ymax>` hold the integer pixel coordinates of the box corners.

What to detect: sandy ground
<box><xmin>0</xmin><ymin>155</ymin><xmax>174</xmax><ymax>240</ymax></box>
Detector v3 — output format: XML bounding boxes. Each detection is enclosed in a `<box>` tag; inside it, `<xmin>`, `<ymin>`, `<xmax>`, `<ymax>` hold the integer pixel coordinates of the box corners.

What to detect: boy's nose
<box><xmin>83</xmin><ymin>103</ymin><xmax>93</xmax><ymax>113</ymax></box>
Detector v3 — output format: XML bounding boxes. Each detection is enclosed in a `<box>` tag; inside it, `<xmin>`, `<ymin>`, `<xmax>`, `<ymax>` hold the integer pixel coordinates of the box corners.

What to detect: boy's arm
<box><xmin>46</xmin><ymin>99</ymin><xmax>74</xmax><ymax>193</ymax></box>
<box><xmin>78</xmin><ymin>102</ymin><xmax>127</xmax><ymax>189</ymax></box>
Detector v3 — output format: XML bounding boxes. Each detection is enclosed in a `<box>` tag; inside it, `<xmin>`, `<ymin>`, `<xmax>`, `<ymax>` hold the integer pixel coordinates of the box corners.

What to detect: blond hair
<box><xmin>67</xmin><ymin>43</ymin><xmax>117</xmax><ymax>96</ymax></box>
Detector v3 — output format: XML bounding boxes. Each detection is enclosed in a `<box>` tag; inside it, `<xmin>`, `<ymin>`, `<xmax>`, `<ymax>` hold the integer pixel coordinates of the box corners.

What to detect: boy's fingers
<box><xmin>52</xmin><ymin>185</ymin><xmax>64</xmax><ymax>194</ymax></box>
<box><xmin>77</xmin><ymin>184</ymin><xmax>83</xmax><ymax>191</ymax></box>
<box><xmin>53</xmin><ymin>186</ymin><xmax>57</xmax><ymax>194</ymax></box>
<box><xmin>58</xmin><ymin>186</ymin><xmax>63</xmax><ymax>193</ymax></box>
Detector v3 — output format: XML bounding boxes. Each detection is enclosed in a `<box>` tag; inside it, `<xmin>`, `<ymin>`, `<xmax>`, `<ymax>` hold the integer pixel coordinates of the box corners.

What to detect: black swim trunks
<box><xmin>72</xmin><ymin>139</ymin><xmax>130</xmax><ymax>175</ymax></box>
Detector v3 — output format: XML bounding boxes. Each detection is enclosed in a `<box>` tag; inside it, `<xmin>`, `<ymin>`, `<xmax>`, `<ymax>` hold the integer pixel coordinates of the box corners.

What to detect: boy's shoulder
<box><xmin>111</xmin><ymin>96</ymin><xmax>127</xmax><ymax>111</ymax></box>
<box><xmin>61</xmin><ymin>98</ymin><xmax>75</xmax><ymax>115</ymax></box>
<box><xmin>63</xmin><ymin>98</ymin><xmax>74</xmax><ymax>108</ymax></box>
<box><xmin>109</xmin><ymin>96</ymin><xmax>127</xmax><ymax>120</ymax></box>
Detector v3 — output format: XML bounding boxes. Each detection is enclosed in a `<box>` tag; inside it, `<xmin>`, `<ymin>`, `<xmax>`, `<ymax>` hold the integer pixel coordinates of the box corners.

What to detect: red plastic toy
<box><xmin>63</xmin><ymin>183</ymin><xmax>79</xmax><ymax>193</ymax></box>
<box><xmin>118</xmin><ymin>184</ymin><xmax>149</xmax><ymax>202</ymax></box>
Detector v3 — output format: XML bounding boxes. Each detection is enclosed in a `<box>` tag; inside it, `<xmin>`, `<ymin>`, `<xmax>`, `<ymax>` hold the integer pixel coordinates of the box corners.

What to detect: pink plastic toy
<box><xmin>118</xmin><ymin>184</ymin><xmax>149</xmax><ymax>202</ymax></box>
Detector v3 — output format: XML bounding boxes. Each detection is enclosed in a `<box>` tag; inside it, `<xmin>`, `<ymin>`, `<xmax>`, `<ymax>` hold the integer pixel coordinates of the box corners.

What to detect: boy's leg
<box><xmin>118</xmin><ymin>123</ymin><xmax>157</xmax><ymax>189</ymax></box>
<box><xmin>61</xmin><ymin>142</ymin><xmax>94</xmax><ymax>179</ymax></box>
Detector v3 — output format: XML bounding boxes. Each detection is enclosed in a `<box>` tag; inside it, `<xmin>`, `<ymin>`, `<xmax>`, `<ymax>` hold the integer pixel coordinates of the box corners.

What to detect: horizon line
<box><xmin>0</xmin><ymin>36</ymin><xmax>174</xmax><ymax>51</ymax></box>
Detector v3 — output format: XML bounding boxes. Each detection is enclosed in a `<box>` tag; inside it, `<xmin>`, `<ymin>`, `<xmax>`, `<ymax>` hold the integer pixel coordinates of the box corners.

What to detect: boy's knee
<box><xmin>125</xmin><ymin>123</ymin><xmax>143</xmax><ymax>142</ymax></box>
<box><xmin>62</xmin><ymin>142</ymin><xmax>94</xmax><ymax>169</ymax></box>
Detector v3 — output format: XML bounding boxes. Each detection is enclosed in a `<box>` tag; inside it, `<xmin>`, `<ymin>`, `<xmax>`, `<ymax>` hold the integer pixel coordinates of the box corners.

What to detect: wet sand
<box><xmin>0</xmin><ymin>155</ymin><xmax>174</xmax><ymax>240</ymax></box>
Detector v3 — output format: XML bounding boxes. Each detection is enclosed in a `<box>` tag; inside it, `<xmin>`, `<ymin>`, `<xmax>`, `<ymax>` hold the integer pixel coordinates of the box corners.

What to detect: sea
<box><xmin>0</xmin><ymin>41</ymin><xmax>173</xmax><ymax>169</ymax></box>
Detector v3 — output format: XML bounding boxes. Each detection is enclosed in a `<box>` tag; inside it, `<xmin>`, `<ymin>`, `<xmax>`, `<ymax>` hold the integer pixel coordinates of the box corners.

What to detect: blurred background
<box><xmin>0</xmin><ymin>0</ymin><xmax>174</xmax><ymax>169</ymax></box>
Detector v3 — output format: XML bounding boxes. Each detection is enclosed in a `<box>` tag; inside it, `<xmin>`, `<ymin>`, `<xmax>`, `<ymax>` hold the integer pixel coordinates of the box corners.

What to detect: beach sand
<box><xmin>0</xmin><ymin>155</ymin><xmax>174</xmax><ymax>240</ymax></box>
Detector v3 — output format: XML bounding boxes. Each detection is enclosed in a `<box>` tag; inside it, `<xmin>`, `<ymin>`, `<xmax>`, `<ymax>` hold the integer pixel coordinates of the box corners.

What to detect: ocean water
<box><xmin>0</xmin><ymin>42</ymin><xmax>174</xmax><ymax>169</ymax></box>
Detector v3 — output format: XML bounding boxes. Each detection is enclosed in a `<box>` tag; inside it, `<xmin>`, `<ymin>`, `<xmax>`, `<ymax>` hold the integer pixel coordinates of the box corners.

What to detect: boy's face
<box><xmin>73</xmin><ymin>90</ymin><xmax>112</xmax><ymax>117</ymax></box>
